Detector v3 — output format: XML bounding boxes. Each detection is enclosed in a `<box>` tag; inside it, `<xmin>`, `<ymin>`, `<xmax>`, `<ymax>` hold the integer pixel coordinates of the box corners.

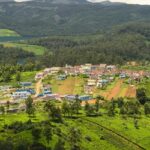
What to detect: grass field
<box><xmin>0</xmin><ymin>71</ymin><xmax>37</xmax><ymax>86</ymax></box>
<box><xmin>93</xmin><ymin>78</ymin><xmax>136</xmax><ymax>99</ymax></box>
<box><xmin>0</xmin><ymin>29</ymin><xmax>20</xmax><ymax>37</ymax></box>
<box><xmin>0</xmin><ymin>106</ymin><xmax>149</xmax><ymax>150</ymax></box>
<box><xmin>2</xmin><ymin>42</ymin><xmax>46</xmax><ymax>55</ymax></box>
<box><xmin>87</xmin><ymin>115</ymin><xmax>150</xmax><ymax>150</ymax></box>
<box><xmin>122</xmin><ymin>65</ymin><xmax>150</xmax><ymax>71</ymax></box>
<box><xmin>44</xmin><ymin>76</ymin><xmax>86</xmax><ymax>95</ymax></box>
<box><xmin>43</xmin><ymin>76</ymin><xmax>137</xmax><ymax>99</ymax></box>
<box><xmin>138</xmin><ymin>78</ymin><xmax>150</xmax><ymax>97</ymax></box>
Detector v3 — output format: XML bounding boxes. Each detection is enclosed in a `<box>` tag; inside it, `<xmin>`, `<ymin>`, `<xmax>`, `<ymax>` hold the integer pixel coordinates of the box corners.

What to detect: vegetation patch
<box><xmin>2</xmin><ymin>43</ymin><xmax>46</xmax><ymax>55</ymax></box>
<box><xmin>0</xmin><ymin>29</ymin><xmax>20</xmax><ymax>37</ymax></box>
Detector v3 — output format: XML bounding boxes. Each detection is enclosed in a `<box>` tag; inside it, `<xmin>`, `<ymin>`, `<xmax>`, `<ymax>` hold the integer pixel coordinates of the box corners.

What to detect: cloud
<box><xmin>88</xmin><ymin>0</ymin><xmax>150</xmax><ymax>5</ymax></box>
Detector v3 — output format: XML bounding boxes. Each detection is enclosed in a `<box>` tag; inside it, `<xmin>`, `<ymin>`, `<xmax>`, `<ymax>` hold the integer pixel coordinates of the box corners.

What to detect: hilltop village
<box><xmin>0</xmin><ymin>63</ymin><xmax>149</xmax><ymax>113</ymax></box>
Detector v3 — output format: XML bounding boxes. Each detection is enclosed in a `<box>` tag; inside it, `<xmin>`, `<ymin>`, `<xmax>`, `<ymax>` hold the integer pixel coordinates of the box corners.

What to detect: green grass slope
<box><xmin>0</xmin><ymin>29</ymin><xmax>20</xmax><ymax>37</ymax></box>
<box><xmin>2</xmin><ymin>42</ymin><xmax>46</xmax><ymax>55</ymax></box>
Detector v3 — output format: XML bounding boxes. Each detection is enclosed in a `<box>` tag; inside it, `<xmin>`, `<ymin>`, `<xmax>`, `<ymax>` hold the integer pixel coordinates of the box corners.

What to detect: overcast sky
<box><xmin>88</xmin><ymin>0</ymin><xmax>150</xmax><ymax>5</ymax></box>
<box><xmin>14</xmin><ymin>0</ymin><xmax>150</xmax><ymax>5</ymax></box>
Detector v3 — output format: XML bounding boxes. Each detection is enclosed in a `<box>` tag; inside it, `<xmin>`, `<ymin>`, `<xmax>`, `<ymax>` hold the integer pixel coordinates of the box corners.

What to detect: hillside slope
<box><xmin>0</xmin><ymin>1</ymin><xmax>150</xmax><ymax>36</ymax></box>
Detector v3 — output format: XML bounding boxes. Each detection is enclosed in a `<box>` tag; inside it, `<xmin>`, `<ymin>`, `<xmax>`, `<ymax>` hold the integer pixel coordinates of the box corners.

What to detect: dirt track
<box><xmin>125</xmin><ymin>85</ymin><xmax>136</xmax><ymax>98</ymax></box>
<box><xmin>107</xmin><ymin>80</ymin><xmax>123</xmax><ymax>100</ymax></box>
<box><xmin>35</xmin><ymin>79</ymin><xmax>42</xmax><ymax>97</ymax></box>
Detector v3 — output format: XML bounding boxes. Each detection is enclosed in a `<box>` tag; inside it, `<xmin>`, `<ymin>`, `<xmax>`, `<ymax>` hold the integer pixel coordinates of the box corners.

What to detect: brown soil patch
<box><xmin>107</xmin><ymin>80</ymin><xmax>123</xmax><ymax>100</ymax></box>
<box><xmin>81</xmin><ymin>99</ymin><xmax>96</xmax><ymax>106</ymax></box>
<box><xmin>125</xmin><ymin>85</ymin><xmax>136</xmax><ymax>98</ymax></box>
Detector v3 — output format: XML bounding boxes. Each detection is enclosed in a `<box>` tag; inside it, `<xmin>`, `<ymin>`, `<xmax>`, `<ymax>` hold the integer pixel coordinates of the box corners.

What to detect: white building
<box><xmin>35</xmin><ymin>72</ymin><xmax>44</xmax><ymax>80</ymax></box>
<box><xmin>12</xmin><ymin>91</ymin><xmax>31</xmax><ymax>100</ymax></box>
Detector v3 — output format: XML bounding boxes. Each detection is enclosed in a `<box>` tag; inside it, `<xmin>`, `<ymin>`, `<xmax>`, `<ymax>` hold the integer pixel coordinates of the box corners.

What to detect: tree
<box><xmin>54</xmin><ymin>138</ymin><xmax>65</xmax><ymax>150</ymax></box>
<box><xmin>95</xmin><ymin>98</ymin><xmax>100</xmax><ymax>112</ymax></box>
<box><xmin>16</xmin><ymin>71</ymin><xmax>21</xmax><ymax>82</ymax></box>
<box><xmin>125</xmin><ymin>101</ymin><xmax>140</xmax><ymax>115</ymax></box>
<box><xmin>6</xmin><ymin>101</ymin><xmax>10</xmax><ymax>111</ymax></box>
<box><xmin>86</xmin><ymin>105</ymin><xmax>96</xmax><ymax>116</ymax></box>
<box><xmin>44</xmin><ymin>101</ymin><xmax>62</xmax><ymax>122</ymax></box>
<box><xmin>25</xmin><ymin>96</ymin><xmax>35</xmax><ymax>117</ymax></box>
<box><xmin>0</xmin><ymin>106</ymin><xmax>5</xmax><ymax>125</ymax></box>
<box><xmin>108</xmin><ymin>100</ymin><xmax>115</xmax><ymax>116</ymax></box>
<box><xmin>0</xmin><ymin>106</ymin><xmax>5</xmax><ymax>115</ymax></box>
<box><xmin>134</xmin><ymin>118</ymin><xmax>139</xmax><ymax>129</ymax></box>
<box><xmin>68</xmin><ymin>127</ymin><xmax>82</xmax><ymax>150</ymax></box>
<box><xmin>144</xmin><ymin>102</ymin><xmax>150</xmax><ymax>115</ymax></box>
<box><xmin>16</xmin><ymin>139</ymin><xmax>29</xmax><ymax>150</ymax></box>
<box><xmin>120</xmin><ymin>106</ymin><xmax>127</xmax><ymax>115</ymax></box>
<box><xmin>84</xmin><ymin>101</ymin><xmax>90</xmax><ymax>112</ymax></box>
<box><xmin>117</xmin><ymin>97</ymin><xmax>124</xmax><ymax>108</ymax></box>
<box><xmin>2</xmin><ymin>71</ymin><xmax>11</xmax><ymax>82</ymax></box>
<box><xmin>136</xmin><ymin>88</ymin><xmax>148</xmax><ymax>105</ymax></box>
<box><xmin>32</xmin><ymin>127</ymin><xmax>41</xmax><ymax>143</ymax></box>
<box><xmin>62</xmin><ymin>100</ymin><xmax>70</xmax><ymax>117</ymax></box>
<box><xmin>73</xmin><ymin>95</ymin><xmax>81</xmax><ymax>114</ymax></box>
<box><xmin>43</xmin><ymin>126</ymin><xmax>52</xmax><ymax>144</ymax></box>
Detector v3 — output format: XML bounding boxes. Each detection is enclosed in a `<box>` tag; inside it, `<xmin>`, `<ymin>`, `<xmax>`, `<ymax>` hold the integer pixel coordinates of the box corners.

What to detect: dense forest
<box><xmin>27</xmin><ymin>23</ymin><xmax>150</xmax><ymax>66</ymax></box>
<box><xmin>0</xmin><ymin>45</ymin><xmax>35</xmax><ymax>65</ymax></box>
<box><xmin>0</xmin><ymin>22</ymin><xmax>150</xmax><ymax>67</ymax></box>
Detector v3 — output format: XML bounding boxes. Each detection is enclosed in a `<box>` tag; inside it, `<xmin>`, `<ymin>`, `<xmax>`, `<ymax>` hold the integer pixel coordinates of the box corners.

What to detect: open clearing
<box><xmin>47</xmin><ymin>77</ymin><xmax>137</xmax><ymax>99</ymax></box>
<box><xmin>2</xmin><ymin>42</ymin><xmax>46</xmax><ymax>55</ymax></box>
<box><xmin>0</xmin><ymin>29</ymin><xmax>20</xmax><ymax>37</ymax></box>
<box><xmin>50</xmin><ymin>76</ymin><xmax>85</xmax><ymax>95</ymax></box>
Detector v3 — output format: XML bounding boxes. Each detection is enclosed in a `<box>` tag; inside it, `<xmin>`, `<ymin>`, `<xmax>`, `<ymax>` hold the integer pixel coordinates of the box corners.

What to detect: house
<box><xmin>87</xmin><ymin>79</ymin><xmax>96</xmax><ymax>86</ymax></box>
<box><xmin>7</xmin><ymin>108</ymin><xmax>19</xmax><ymax>113</ymax></box>
<box><xmin>50</xmin><ymin>67</ymin><xmax>61</xmax><ymax>74</ymax></box>
<box><xmin>44</xmin><ymin>68</ymin><xmax>51</xmax><ymax>75</ymax></box>
<box><xmin>57</xmin><ymin>74</ymin><xmax>67</xmax><ymax>80</ymax></box>
<box><xmin>20</xmin><ymin>82</ymin><xmax>32</xmax><ymax>87</ymax></box>
<box><xmin>16</xmin><ymin>89</ymin><xmax>35</xmax><ymax>95</ymax></box>
<box><xmin>43</xmin><ymin>94</ymin><xmax>60</xmax><ymax>101</ymax></box>
<box><xmin>99</xmin><ymin>64</ymin><xmax>107</xmax><ymax>69</ymax></box>
<box><xmin>79</xmin><ymin>95</ymin><xmax>92</xmax><ymax>101</ymax></box>
<box><xmin>84</xmin><ymin>85</ymin><xmax>94</xmax><ymax>94</ymax></box>
<box><xmin>65</xmin><ymin>95</ymin><xmax>76</xmax><ymax>101</ymax></box>
<box><xmin>43</xmin><ymin>87</ymin><xmax>52</xmax><ymax>95</ymax></box>
<box><xmin>97</xmin><ymin>79</ymin><xmax>108</xmax><ymax>87</ymax></box>
<box><xmin>81</xmin><ymin>64</ymin><xmax>92</xmax><ymax>73</ymax></box>
<box><xmin>107</xmin><ymin>65</ymin><xmax>116</xmax><ymax>70</ymax></box>
<box><xmin>0</xmin><ymin>86</ymin><xmax>12</xmax><ymax>91</ymax></box>
<box><xmin>35</xmin><ymin>72</ymin><xmax>44</xmax><ymax>80</ymax></box>
<box><xmin>109</xmin><ymin>76</ymin><xmax>114</xmax><ymax>81</ymax></box>
<box><xmin>119</xmin><ymin>73</ymin><xmax>126</xmax><ymax>79</ymax></box>
<box><xmin>12</xmin><ymin>91</ymin><xmax>31</xmax><ymax>100</ymax></box>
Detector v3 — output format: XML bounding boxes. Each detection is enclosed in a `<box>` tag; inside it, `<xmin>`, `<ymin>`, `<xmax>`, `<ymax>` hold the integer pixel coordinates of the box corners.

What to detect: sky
<box><xmin>88</xmin><ymin>0</ymin><xmax>150</xmax><ymax>5</ymax></box>
<box><xmin>14</xmin><ymin>0</ymin><xmax>150</xmax><ymax>5</ymax></box>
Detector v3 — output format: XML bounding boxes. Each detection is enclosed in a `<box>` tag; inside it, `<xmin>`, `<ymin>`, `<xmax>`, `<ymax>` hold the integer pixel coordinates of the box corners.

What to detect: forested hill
<box><xmin>0</xmin><ymin>1</ymin><xmax>150</xmax><ymax>36</ymax></box>
<box><xmin>27</xmin><ymin>23</ymin><xmax>150</xmax><ymax>66</ymax></box>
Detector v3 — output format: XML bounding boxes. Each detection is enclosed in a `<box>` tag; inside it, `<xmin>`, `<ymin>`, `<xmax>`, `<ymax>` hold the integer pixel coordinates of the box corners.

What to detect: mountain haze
<box><xmin>0</xmin><ymin>0</ymin><xmax>150</xmax><ymax>36</ymax></box>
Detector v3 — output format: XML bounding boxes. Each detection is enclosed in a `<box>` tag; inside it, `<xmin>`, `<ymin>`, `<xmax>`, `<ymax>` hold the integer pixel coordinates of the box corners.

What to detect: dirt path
<box><xmin>107</xmin><ymin>80</ymin><xmax>123</xmax><ymax>100</ymax></box>
<box><xmin>35</xmin><ymin>79</ymin><xmax>43</xmax><ymax>97</ymax></box>
<box><xmin>125</xmin><ymin>85</ymin><xmax>136</xmax><ymax>98</ymax></box>
<box><xmin>82</xmin><ymin>117</ymin><xmax>145</xmax><ymax>150</ymax></box>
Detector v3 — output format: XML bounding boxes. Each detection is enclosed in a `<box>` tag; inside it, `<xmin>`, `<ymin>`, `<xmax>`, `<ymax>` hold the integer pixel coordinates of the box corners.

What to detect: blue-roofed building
<box><xmin>20</xmin><ymin>82</ymin><xmax>32</xmax><ymax>87</ymax></box>
<box><xmin>16</xmin><ymin>88</ymin><xmax>35</xmax><ymax>95</ymax></box>
<box><xmin>57</xmin><ymin>74</ymin><xmax>67</xmax><ymax>80</ymax></box>
<box><xmin>119</xmin><ymin>73</ymin><xmax>126</xmax><ymax>78</ymax></box>
<box><xmin>79</xmin><ymin>95</ymin><xmax>92</xmax><ymax>101</ymax></box>
<box><xmin>65</xmin><ymin>95</ymin><xmax>76</xmax><ymax>100</ymax></box>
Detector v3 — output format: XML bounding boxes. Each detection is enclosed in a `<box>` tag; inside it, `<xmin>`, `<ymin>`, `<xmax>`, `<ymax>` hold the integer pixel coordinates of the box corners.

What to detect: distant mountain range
<box><xmin>0</xmin><ymin>0</ymin><xmax>150</xmax><ymax>36</ymax></box>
